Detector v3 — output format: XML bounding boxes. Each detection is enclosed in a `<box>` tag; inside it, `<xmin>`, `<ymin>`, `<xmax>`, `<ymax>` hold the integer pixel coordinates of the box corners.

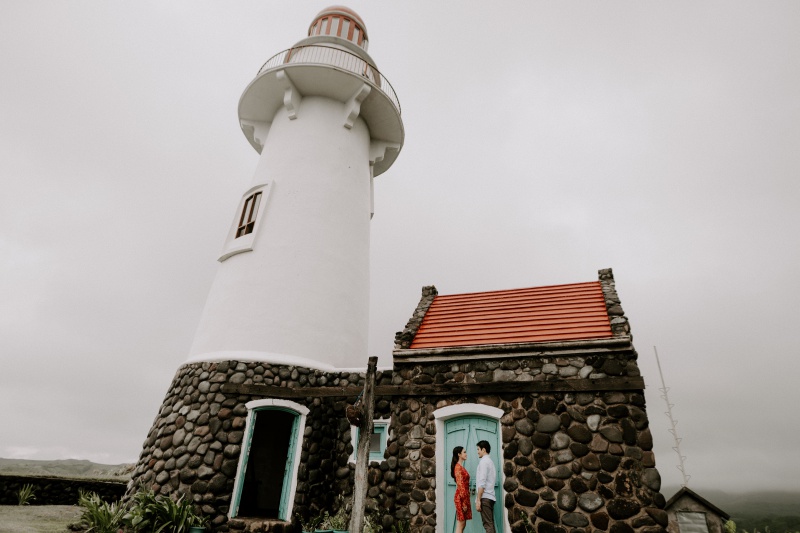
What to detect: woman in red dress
<box><xmin>451</xmin><ymin>446</ymin><xmax>472</xmax><ymax>533</ymax></box>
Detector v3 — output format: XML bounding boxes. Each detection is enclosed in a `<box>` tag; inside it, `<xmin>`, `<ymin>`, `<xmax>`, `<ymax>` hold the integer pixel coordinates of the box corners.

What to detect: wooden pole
<box><xmin>349</xmin><ymin>356</ymin><xmax>377</xmax><ymax>533</ymax></box>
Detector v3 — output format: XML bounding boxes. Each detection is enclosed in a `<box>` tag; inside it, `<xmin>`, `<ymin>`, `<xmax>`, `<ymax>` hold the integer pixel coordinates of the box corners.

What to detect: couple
<box><xmin>450</xmin><ymin>441</ymin><xmax>496</xmax><ymax>533</ymax></box>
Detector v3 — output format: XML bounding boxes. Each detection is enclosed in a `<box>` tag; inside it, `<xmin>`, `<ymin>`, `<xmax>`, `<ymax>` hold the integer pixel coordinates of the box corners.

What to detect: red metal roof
<box><xmin>409</xmin><ymin>281</ymin><xmax>613</xmax><ymax>349</ymax></box>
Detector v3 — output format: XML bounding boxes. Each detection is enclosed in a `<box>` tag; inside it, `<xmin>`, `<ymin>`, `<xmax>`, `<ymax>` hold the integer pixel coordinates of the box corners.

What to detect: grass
<box><xmin>0</xmin><ymin>505</ymin><xmax>82</xmax><ymax>533</ymax></box>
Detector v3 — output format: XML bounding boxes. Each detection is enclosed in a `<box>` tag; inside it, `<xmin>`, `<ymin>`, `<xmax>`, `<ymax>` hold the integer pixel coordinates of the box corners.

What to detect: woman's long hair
<box><xmin>450</xmin><ymin>446</ymin><xmax>464</xmax><ymax>480</ymax></box>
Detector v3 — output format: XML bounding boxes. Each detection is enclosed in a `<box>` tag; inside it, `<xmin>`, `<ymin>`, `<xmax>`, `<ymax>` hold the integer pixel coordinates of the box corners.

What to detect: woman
<box><xmin>451</xmin><ymin>446</ymin><xmax>471</xmax><ymax>533</ymax></box>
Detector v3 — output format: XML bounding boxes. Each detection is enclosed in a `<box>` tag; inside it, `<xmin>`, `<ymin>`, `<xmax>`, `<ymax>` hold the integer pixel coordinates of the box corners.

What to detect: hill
<box><xmin>663</xmin><ymin>486</ymin><xmax>800</xmax><ymax>517</ymax></box>
<box><xmin>702</xmin><ymin>489</ymin><xmax>800</xmax><ymax>518</ymax></box>
<box><xmin>0</xmin><ymin>458</ymin><xmax>133</xmax><ymax>481</ymax></box>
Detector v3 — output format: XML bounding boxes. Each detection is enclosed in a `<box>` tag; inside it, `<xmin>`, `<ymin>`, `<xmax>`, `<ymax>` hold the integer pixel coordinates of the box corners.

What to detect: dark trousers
<box><xmin>480</xmin><ymin>498</ymin><xmax>496</xmax><ymax>533</ymax></box>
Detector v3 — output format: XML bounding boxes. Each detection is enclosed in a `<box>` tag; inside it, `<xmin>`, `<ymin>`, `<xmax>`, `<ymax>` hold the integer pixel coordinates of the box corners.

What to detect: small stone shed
<box><xmin>664</xmin><ymin>487</ymin><xmax>730</xmax><ymax>533</ymax></box>
<box><xmin>126</xmin><ymin>268</ymin><xmax>667</xmax><ymax>533</ymax></box>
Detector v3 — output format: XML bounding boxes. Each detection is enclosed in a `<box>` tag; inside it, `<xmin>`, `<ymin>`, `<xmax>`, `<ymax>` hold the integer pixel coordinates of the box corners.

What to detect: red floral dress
<box><xmin>454</xmin><ymin>462</ymin><xmax>472</xmax><ymax>521</ymax></box>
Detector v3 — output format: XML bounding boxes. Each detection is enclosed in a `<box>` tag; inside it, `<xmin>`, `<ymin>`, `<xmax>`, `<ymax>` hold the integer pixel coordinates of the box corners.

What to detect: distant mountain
<box><xmin>0</xmin><ymin>458</ymin><xmax>133</xmax><ymax>480</ymax></box>
<box><xmin>663</xmin><ymin>486</ymin><xmax>800</xmax><ymax>516</ymax></box>
<box><xmin>697</xmin><ymin>489</ymin><xmax>800</xmax><ymax>518</ymax></box>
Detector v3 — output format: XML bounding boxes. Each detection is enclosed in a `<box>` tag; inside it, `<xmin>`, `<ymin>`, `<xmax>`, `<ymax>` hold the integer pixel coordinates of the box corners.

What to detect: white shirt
<box><xmin>475</xmin><ymin>454</ymin><xmax>496</xmax><ymax>501</ymax></box>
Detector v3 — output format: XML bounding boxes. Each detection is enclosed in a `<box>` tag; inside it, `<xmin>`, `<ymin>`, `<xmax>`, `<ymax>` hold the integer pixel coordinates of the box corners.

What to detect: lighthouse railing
<box><xmin>257</xmin><ymin>45</ymin><xmax>401</xmax><ymax>115</ymax></box>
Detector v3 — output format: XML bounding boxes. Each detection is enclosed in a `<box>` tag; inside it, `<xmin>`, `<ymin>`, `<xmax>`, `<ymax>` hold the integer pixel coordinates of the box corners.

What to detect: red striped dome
<box><xmin>308</xmin><ymin>6</ymin><xmax>369</xmax><ymax>49</ymax></box>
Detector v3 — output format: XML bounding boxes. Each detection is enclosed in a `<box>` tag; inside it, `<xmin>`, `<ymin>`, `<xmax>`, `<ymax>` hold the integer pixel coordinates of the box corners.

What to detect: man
<box><xmin>475</xmin><ymin>440</ymin><xmax>497</xmax><ymax>533</ymax></box>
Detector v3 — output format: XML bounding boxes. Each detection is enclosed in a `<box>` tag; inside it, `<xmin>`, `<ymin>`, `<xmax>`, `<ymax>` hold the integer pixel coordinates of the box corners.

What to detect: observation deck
<box><xmin>238</xmin><ymin>44</ymin><xmax>404</xmax><ymax>177</ymax></box>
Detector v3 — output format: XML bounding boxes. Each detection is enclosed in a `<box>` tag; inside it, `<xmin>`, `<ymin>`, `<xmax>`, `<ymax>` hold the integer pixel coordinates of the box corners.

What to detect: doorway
<box><xmin>443</xmin><ymin>415</ymin><xmax>502</xmax><ymax>533</ymax></box>
<box><xmin>231</xmin><ymin>407</ymin><xmax>300</xmax><ymax>520</ymax></box>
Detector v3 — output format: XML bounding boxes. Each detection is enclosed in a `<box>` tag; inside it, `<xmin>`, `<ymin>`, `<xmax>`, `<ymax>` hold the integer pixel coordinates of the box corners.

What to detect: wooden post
<box><xmin>349</xmin><ymin>356</ymin><xmax>377</xmax><ymax>533</ymax></box>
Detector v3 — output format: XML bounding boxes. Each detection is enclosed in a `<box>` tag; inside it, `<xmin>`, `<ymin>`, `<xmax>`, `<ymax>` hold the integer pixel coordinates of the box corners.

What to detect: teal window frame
<box><xmin>350</xmin><ymin>419</ymin><xmax>390</xmax><ymax>463</ymax></box>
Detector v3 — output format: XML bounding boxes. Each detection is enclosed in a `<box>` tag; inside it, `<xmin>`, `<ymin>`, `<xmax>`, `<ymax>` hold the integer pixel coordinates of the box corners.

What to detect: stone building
<box><xmin>127</xmin><ymin>268</ymin><xmax>667</xmax><ymax>533</ymax></box>
<box><xmin>384</xmin><ymin>268</ymin><xmax>666</xmax><ymax>533</ymax></box>
<box><xmin>126</xmin><ymin>6</ymin><xmax>667</xmax><ymax>533</ymax></box>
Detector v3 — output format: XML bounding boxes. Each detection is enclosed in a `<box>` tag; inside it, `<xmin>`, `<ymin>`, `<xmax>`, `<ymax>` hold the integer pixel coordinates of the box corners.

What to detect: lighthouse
<box><xmin>127</xmin><ymin>7</ymin><xmax>403</xmax><ymax>528</ymax></box>
<box><xmin>129</xmin><ymin>8</ymin><xmax>667</xmax><ymax>533</ymax></box>
<box><xmin>188</xmin><ymin>5</ymin><xmax>404</xmax><ymax>370</ymax></box>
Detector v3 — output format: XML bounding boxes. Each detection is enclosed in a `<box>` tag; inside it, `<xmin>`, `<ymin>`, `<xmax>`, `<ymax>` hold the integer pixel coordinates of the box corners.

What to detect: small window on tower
<box><xmin>219</xmin><ymin>182</ymin><xmax>272</xmax><ymax>262</ymax></box>
<box><xmin>236</xmin><ymin>192</ymin><xmax>262</xmax><ymax>238</ymax></box>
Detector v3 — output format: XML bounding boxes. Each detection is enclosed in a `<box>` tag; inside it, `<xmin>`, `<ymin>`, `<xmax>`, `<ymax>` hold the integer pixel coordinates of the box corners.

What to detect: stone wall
<box><xmin>128</xmin><ymin>360</ymin><xmax>392</xmax><ymax>532</ymax></box>
<box><xmin>372</xmin><ymin>377</ymin><xmax>666</xmax><ymax>533</ymax></box>
<box><xmin>499</xmin><ymin>390</ymin><xmax>664</xmax><ymax>533</ymax></box>
<box><xmin>378</xmin><ymin>319</ymin><xmax>665</xmax><ymax>533</ymax></box>
<box><xmin>130</xmin><ymin>270</ymin><xmax>663</xmax><ymax>533</ymax></box>
<box><xmin>394</xmin><ymin>286</ymin><xmax>438</xmax><ymax>350</ymax></box>
<box><xmin>393</xmin><ymin>352</ymin><xmax>640</xmax><ymax>386</ymax></box>
<box><xmin>378</xmin><ymin>396</ymin><xmax>436</xmax><ymax>532</ymax></box>
<box><xmin>130</xmin><ymin>356</ymin><xmax>664</xmax><ymax>533</ymax></box>
<box><xmin>598</xmin><ymin>268</ymin><xmax>631</xmax><ymax>338</ymax></box>
<box><xmin>0</xmin><ymin>474</ymin><xmax>125</xmax><ymax>505</ymax></box>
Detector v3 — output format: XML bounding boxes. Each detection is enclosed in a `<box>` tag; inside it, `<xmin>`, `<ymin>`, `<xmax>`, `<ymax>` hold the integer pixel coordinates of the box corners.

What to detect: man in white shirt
<box><xmin>475</xmin><ymin>440</ymin><xmax>497</xmax><ymax>533</ymax></box>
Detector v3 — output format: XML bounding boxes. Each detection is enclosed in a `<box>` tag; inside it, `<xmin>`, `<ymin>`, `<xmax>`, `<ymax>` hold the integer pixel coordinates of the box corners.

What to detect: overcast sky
<box><xmin>1</xmin><ymin>2</ymin><xmax>799</xmax><ymax>496</ymax></box>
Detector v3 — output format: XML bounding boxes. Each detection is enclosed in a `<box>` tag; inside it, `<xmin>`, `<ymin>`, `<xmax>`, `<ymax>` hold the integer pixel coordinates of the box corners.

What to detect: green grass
<box><xmin>0</xmin><ymin>505</ymin><xmax>82</xmax><ymax>533</ymax></box>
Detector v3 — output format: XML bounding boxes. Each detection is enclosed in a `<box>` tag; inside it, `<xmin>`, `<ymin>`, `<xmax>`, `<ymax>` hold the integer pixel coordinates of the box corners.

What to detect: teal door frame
<box><xmin>434</xmin><ymin>404</ymin><xmax>505</xmax><ymax>533</ymax></box>
<box><xmin>229</xmin><ymin>399</ymin><xmax>309</xmax><ymax>521</ymax></box>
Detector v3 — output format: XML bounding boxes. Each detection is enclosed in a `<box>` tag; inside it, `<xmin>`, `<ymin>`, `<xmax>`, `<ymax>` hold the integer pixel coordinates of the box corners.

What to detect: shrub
<box><xmin>298</xmin><ymin>511</ymin><xmax>324</xmax><ymax>533</ymax></box>
<box><xmin>122</xmin><ymin>488</ymin><xmax>207</xmax><ymax>533</ymax></box>
<box><xmin>364</xmin><ymin>506</ymin><xmax>387</xmax><ymax>533</ymax></box>
<box><xmin>321</xmin><ymin>495</ymin><xmax>350</xmax><ymax>531</ymax></box>
<box><xmin>17</xmin><ymin>483</ymin><xmax>36</xmax><ymax>506</ymax></box>
<box><xmin>391</xmin><ymin>519</ymin><xmax>410</xmax><ymax>533</ymax></box>
<box><xmin>76</xmin><ymin>487</ymin><xmax>206</xmax><ymax>533</ymax></box>
<box><xmin>297</xmin><ymin>497</ymin><xmax>393</xmax><ymax>533</ymax></box>
<box><xmin>77</xmin><ymin>490</ymin><xmax>126</xmax><ymax>533</ymax></box>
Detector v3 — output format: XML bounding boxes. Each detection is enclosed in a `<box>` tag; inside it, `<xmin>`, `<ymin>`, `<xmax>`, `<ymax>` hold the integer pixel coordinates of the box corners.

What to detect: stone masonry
<box><xmin>382</xmin><ymin>268</ymin><xmax>667</xmax><ymax>533</ymax></box>
<box><xmin>127</xmin><ymin>361</ymin><xmax>393</xmax><ymax>532</ymax></box>
<box><xmin>128</xmin><ymin>269</ymin><xmax>666</xmax><ymax>533</ymax></box>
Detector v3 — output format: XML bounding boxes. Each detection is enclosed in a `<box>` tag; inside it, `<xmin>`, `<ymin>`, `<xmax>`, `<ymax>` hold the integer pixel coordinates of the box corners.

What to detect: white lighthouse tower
<box><xmin>128</xmin><ymin>10</ymin><xmax>404</xmax><ymax>522</ymax></box>
<box><xmin>188</xmin><ymin>6</ymin><xmax>403</xmax><ymax>370</ymax></box>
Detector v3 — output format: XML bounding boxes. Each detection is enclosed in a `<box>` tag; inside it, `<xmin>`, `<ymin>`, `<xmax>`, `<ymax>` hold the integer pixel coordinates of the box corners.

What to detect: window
<box><xmin>350</xmin><ymin>419</ymin><xmax>390</xmax><ymax>463</ymax></box>
<box><xmin>219</xmin><ymin>182</ymin><xmax>272</xmax><ymax>262</ymax></box>
<box><xmin>677</xmin><ymin>512</ymin><xmax>710</xmax><ymax>533</ymax></box>
<box><xmin>236</xmin><ymin>192</ymin><xmax>262</xmax><ymax>238</ymax></box>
